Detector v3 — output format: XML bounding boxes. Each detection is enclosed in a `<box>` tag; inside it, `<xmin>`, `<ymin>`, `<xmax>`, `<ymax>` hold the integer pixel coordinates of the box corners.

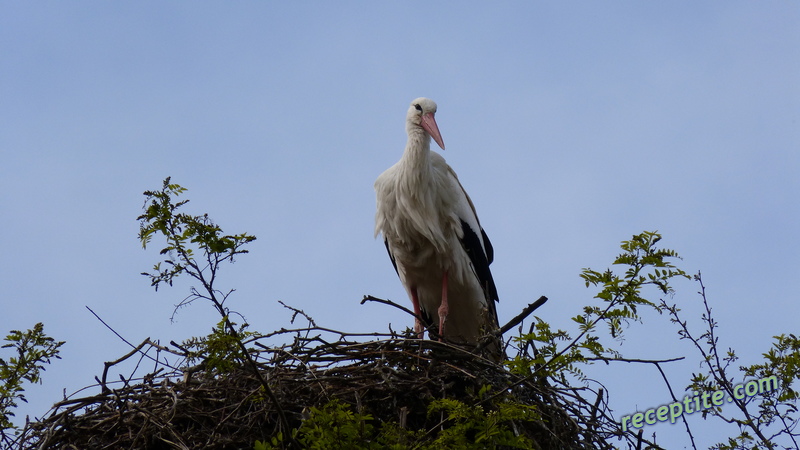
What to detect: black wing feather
<box><xmin>383</xmin><ymin>239</ymin><xmax>399</xmax><ymax>275</ymax></box>
<box><xmin>481</xmin><ymin>228</ymin><xmax>494</xmax><ymax>265</ymax></box>
<box><xmin>459</xmin><ymin>219</ymin><xmax>499</xmax><ymax>303</ymax></box>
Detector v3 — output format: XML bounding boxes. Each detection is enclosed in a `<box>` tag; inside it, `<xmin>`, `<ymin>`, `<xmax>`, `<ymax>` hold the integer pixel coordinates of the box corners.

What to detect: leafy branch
<box><xmin>0</xmin><ymin>323</ymin><xmax>64</xmax><ymax>444</ymax></box>
<box><xmin>509</xmin><ymin>231</ymin><xmax>690</xmax><ymax>384</ymax></box>
<box><xmin>138</xmin><ymin>176</ymin><xmax>256</xmax><ymax>318</ymax></box>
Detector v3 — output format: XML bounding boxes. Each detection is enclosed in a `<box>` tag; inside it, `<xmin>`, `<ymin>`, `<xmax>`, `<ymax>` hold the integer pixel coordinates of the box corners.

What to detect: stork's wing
<box><xmin>446</xmin><ymin>165</ymin><xmax>499</xmax><ymax>307</ymax></box>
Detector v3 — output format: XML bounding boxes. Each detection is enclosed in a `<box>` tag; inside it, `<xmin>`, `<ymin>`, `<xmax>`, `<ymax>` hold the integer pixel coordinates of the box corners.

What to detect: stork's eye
<box><xmin>414</xmin><ymin>104</ymin><xmax>422</xmax><ymax>111</ymax></box>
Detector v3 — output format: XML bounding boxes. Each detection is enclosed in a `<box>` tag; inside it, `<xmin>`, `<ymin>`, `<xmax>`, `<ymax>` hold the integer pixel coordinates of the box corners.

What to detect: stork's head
<box><xmin>407</xmin><ymin>97</ymin><xmax>445</xmax><ymax>150</ymax></box>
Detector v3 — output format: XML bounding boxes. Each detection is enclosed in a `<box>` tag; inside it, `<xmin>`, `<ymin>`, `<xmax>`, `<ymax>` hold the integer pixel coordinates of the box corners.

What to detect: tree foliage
<box><xmin>508</xmin><ymin>231</ymin><xmax>691</xmax><ymax>388</ymax></box>
<box><xmin>138</xmin><ymin>176</ymin><xmax>256</xmax><ymax>317</ymax></box>
<box><xmin>0</xmin><ymin>323</ymin><xmax>64</xmax><ymax>445</ymax></box>
<box><xmin>254</xmin><ymin>392</ymin><xmax>542</xmax><ymax>449</ymax></box>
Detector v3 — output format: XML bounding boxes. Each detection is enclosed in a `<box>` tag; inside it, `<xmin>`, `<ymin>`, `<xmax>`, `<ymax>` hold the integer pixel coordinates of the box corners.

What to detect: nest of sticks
<box><xmin>13</xmin><ymin>299</ymin><xmax>641</xmax><ymax>450</ymax></box>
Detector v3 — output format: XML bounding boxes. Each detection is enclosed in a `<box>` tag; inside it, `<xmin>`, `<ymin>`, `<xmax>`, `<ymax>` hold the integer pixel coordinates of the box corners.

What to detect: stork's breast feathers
<box><xmin>374</xmin><ymin>151</ymin><xmax>494</xmax><ymax>297</ymax></box>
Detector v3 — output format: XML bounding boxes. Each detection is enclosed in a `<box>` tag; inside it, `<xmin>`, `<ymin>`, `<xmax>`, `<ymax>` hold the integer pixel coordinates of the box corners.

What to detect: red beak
<box><xmin>420</xmin><ymin>112</ymin><xmax>445</xmax><ymax>150</ymax></box>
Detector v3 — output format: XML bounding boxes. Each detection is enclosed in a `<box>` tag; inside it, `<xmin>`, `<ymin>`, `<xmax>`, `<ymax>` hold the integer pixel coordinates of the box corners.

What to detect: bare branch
<box><xmin>499</xmin><ymin>295</ymin><xmax>548</xmax><ymax>335</ymax></box>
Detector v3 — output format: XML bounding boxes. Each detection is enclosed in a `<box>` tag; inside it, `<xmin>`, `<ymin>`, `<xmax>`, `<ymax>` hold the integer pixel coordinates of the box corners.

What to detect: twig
<box><xmin>86</xmin><ymin>306</ymin><xmax>138</xmax><ymax>349</ymax></box>
<box><xmin>653</xmin><ymin>361</ymin><xmax>696</xmax><ymax>449</ymax></box>
<box><xmin>499</xmin><ymin>295</ymin><xmax>548</xmax><ymax>335</ymax></box>
<box><xmin>361</xmin><ymin>295</ymin><xmax>417</xmax><ymax>319</ymax></box>
<box><xmin>279</xmin><ymin>300</ymin><xmax>317</xmax><ymax>327</ymax></box>
<box><xmin>361</xmin><ymin>294</ymin><xmax>438</xmax><ymax>338</ymax></box>
<box><xmin>86</xmin><ymin>306</ymin><xmax>181</xmax><ymax>370</ymax></box>
<box><xmin>588</xmin><ymin>387</ymin><xmax>604</xmax><ymax>433</ymax></box>
<box><xmin>582</xmin><ymin>356</ymin><xmax>684</xmax><ymax>365</ymax></box>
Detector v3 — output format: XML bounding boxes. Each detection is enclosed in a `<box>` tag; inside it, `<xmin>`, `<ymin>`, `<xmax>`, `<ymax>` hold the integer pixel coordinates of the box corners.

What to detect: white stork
<box><xmin>374</xmin><ymin>97</ymin><xmax>500</xmax><ymax>352</ymax></box>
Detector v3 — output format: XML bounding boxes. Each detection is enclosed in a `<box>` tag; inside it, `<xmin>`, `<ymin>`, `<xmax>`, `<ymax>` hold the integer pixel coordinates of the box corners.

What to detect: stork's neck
<box><xmin>401</xmin><ymin>126</ymin><xmax>432</xmax><ymax>173</ymax></box>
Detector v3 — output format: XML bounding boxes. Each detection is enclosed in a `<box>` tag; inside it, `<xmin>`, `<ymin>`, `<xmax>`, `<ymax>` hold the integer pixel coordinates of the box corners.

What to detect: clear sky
<box><xmin>2</xmin><ymin>2</ymin><xmax>798</xmax><ymax>448</ymax></box>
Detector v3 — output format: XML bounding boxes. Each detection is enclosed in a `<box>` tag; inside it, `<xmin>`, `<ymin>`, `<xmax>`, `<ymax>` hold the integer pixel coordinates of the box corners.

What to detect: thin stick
<box><xmin>86</xmin><ymin>306</ymin><xmax>138</xmax><ymax>349</ymax></box>
<box><xmin>361</xmin><ymin>295</ymin><xmax>417</xmax><ymax>318</ymax></box>
<box><xmin>499</xmin><ymin>295</ymin><xmax>548</xmax><ymax>335</ymax></box>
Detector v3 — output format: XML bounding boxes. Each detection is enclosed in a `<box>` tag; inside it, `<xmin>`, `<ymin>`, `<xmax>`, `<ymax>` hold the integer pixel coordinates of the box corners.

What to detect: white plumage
<box><xmin>374</xmin><ymin>98</ymin><xmax>499</xmax><ymax>350</ymax></box>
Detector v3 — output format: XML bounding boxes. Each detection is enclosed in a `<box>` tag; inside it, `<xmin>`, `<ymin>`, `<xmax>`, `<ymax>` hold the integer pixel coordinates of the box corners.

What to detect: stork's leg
<box><xmin>410</xmin><ymin>287</ymin><xmax>424</xmax><ymax>339</ymax></box>
<box><xmin>437</xmin><ymin>271</ymin><xmax>449</xmax><ymax>341</ymax></box>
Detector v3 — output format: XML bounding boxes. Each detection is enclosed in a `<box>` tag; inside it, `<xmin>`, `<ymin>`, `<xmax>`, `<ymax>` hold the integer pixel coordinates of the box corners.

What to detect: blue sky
<box><xmin>2</xmin><ymin>3</ymin><xmax>798</xmax><ymax>448</ymax></box>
